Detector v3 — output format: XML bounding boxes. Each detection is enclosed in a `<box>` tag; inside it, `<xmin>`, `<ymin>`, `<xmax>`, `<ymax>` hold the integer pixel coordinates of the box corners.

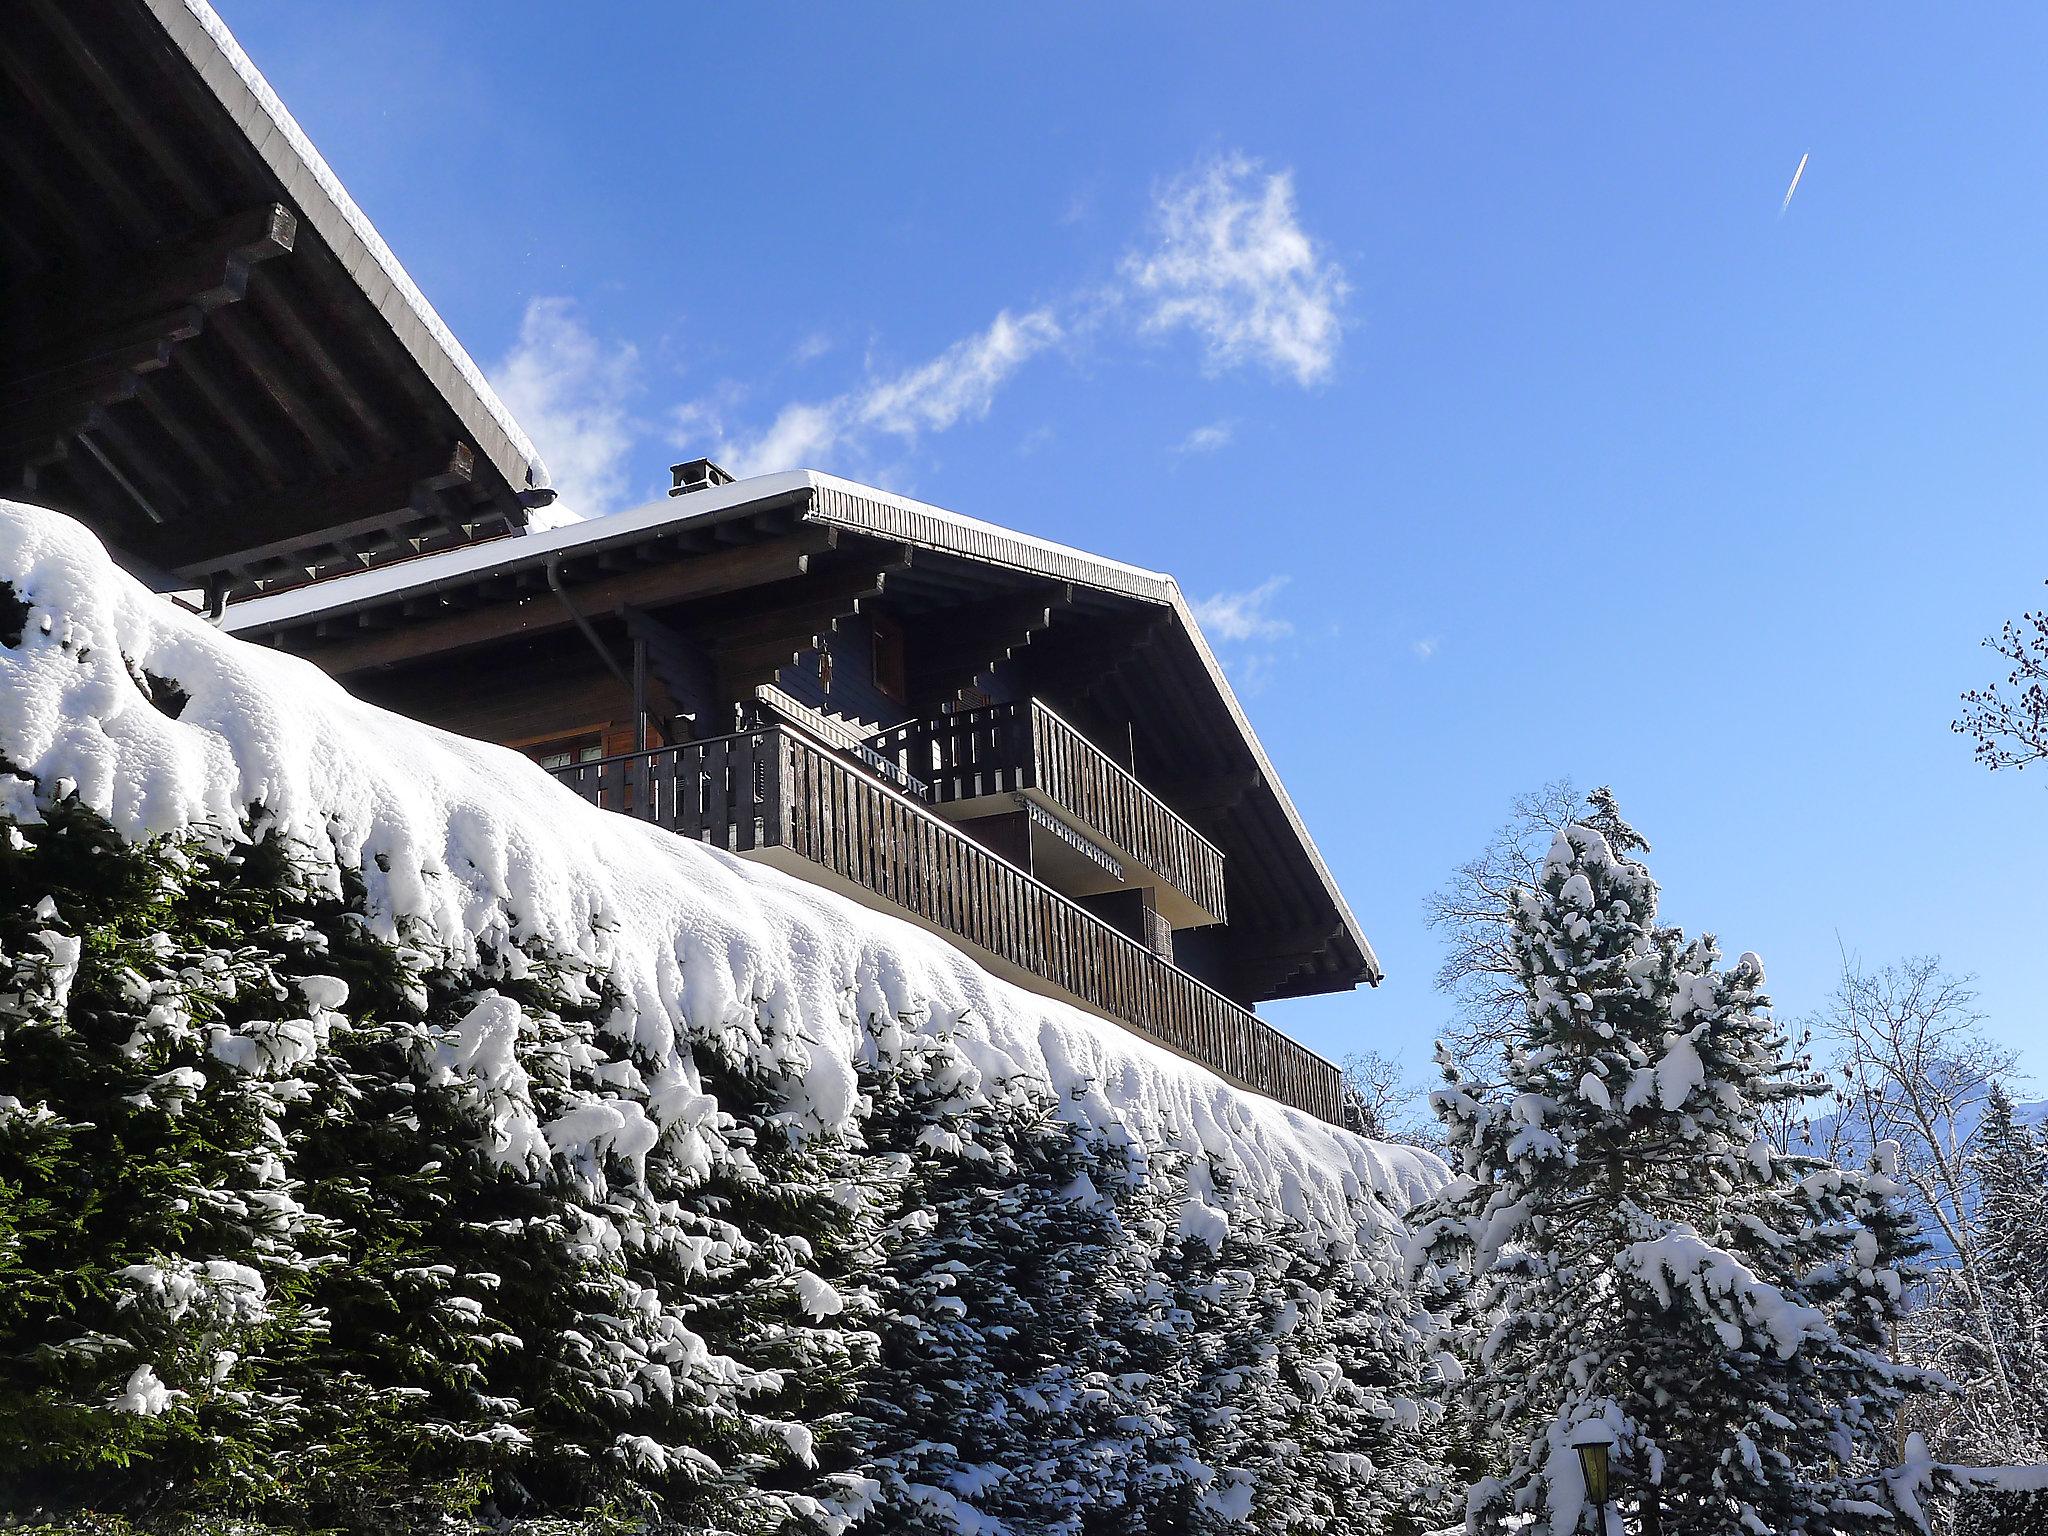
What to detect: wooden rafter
<box><xmin>280</xmin><ymin>533</ymin><xmax>835</xmax><ymax>676</ymax></box>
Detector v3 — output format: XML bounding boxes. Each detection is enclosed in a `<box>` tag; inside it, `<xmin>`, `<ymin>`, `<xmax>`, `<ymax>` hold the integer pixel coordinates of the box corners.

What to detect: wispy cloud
<box><xmin>1176</xmin><ymin>419</ymin><xmax>1236</xmax><ymax>455</ymax></box>
<box><xmin>525</xmin><ymin>148</ymin><xmax>1348</xmax><ymax>505</ymax></box>
<box><xmin>1123</xmin><ymin>153</ymin><xmax>1348</xmax><ymax>387</ymax></box>
<box><xmin>712</xmin><ymin>307</ymin><xmax>1063</xmax><ymax>478</ymax></box>
<box><xmin>1411</xmin><ymin>636</ymin><xmax>1439</xmax><ymax>661</ymax></box>
<box><xmin>490</xmin><ymin>298</ymin><xmax>641</xmax><ymax>524</ymax></box>
<box><xmin>1190</xmin><ymin>575</ymin><xmax>1293</xmax><ymax>644</ymax></box>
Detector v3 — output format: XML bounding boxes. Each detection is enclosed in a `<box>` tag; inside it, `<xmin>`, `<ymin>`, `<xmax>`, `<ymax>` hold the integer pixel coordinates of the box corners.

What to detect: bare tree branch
<box><xmin>1423</xmin><ymin>778</ymin><xmax>1583</xmax><ymax>1084</ymax></box>
<box><xmin>1808</xmin><ymin>951</ymin><xmax>2022</xmax><ymax>1442</ymax></box>
<box><xmin>1954</xmin><ymin>592</ymin><xmax>2048</xmax><ymax>773</ymax></box>
<box><xmin>1339</xmin><ymin>1049</ymin><xmax>1442</xmax><ymax>1150</ymax></box>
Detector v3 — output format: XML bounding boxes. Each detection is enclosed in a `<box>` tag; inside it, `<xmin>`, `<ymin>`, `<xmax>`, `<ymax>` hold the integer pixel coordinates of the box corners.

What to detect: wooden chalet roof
<box><xmin>228</xmin><ymin>470</ymin><xmax>1385</xmax><ymax>1003</ymax></box>
<box><xmin>1</xmin><ymin>0</ymin><xmax>551</xmax><ymax>598</ymax></box>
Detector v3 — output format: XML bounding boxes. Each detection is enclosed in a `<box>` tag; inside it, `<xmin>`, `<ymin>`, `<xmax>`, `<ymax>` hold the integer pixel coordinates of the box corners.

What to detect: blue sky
<box><xmin>219</xmin><ymin>3</ymin><xmax>2048</xmax><ymax>1084</ymax></box>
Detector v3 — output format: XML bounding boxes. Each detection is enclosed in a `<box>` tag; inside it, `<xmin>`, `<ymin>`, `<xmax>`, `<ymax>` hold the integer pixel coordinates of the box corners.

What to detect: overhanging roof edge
<box><xmin>1162</xmin><ymin>580</ymin><xmax>1383</xmax><ymax>986</ymax></box>
<box><xmin>148</xmin><ymin>0</ymin><xmax>551</xmax><ymax>502</ymax></box>
<box><xmin>785</xmin><ymin>473</ymin><xmax>1381</xmax><ymax>986</ymax></box>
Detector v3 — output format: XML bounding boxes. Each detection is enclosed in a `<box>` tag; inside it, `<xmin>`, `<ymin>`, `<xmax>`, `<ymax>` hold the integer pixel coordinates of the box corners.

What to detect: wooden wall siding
<box><xmin>773</xmin><ymin>619</ymin><xmax>905</xmax><ymax>735</ymax></box>
<box><xmin>870</xmin><ymin>700</ymin><xmax>1230</xmax><ymax>926</ymax></box>
<box><xmin>353</xmin><ymin>638</ymin><xmax>633</xmax><ymax>749</ymax></box>
<box><xmin>547</xmin><ymin>728</ymin><xmax>1342</xmax><ymax>1125</ymax></box>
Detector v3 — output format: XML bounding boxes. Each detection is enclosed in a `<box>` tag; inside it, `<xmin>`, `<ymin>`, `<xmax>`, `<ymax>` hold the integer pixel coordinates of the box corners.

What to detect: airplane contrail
<box><xmin>1780</xmin><ymin>151</ymin><xmax>1810</xmax><ymax>215</ymax></box>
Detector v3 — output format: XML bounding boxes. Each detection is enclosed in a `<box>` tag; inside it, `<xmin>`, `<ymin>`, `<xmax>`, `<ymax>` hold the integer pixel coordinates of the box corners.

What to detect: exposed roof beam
<box><xmin>0</xmin><ymin>28</ymin><xmax>158</xmax><ymax>244</ymax></box>
<box><xmin>21</xmin><ymin>0</ymin><xmax>221</xmax><ymax>217</ymax></box>
<box><xmin>904</xmin><ymin>583</ymin><xmax>1075</xmax><ymax>702</ymax></box>
<box><xmin>280</xmin><ymin>533</ymin><xmax>834</xmax><ymax>676</ymax></box>
<box><xmin>209</xmin><ymin>304</ymin><xmax>352</xmax><ymax>473</ymax></box>
<box><xmin>171</xmin><ymin>442</ymin><xmax>474</xmax><ymax>579</ymax></box>
<box><xmin>6</xmin><ymin>204</ymin><xmax>296</xmax><ymax>362</ymax></box>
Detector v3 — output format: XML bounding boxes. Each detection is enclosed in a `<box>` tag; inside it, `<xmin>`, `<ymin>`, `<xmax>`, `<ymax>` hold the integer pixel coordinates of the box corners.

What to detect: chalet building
<box><xmin>5</xmin><ymin>2</ymin><xmax>1379</xmax><ymax>1125</ymax></box>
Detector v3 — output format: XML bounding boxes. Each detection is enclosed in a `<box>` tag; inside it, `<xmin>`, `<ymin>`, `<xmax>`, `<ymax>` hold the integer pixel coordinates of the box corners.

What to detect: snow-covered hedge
<box><xmin>0</xmin><ymin>502</ymin><xmax>1447</xmax><ymax>1535</ymax></box>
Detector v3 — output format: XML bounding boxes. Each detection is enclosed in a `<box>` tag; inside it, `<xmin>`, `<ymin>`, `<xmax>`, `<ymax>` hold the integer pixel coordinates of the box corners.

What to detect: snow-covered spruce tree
<box><xmin>1156</xmin><ymin>1148</ymin><xmax>1448</xmax><ymax>1534</ymax></box>
<box><xmin>1971</xmin><ymin>1086</ymin><xmax>2048</xmax><ymax>1428</ymax></box>
<box><xmin>0</xmin><ymin>798</ymin><xmax>340</xmax><ymax>1521</ymax></box>
<box><xmin>1148</xmin><ymin>1155</ymin><xmax>1293</xmax><ymax>1530</ymax></box>
<box><xmin>1246</xmin><ymin>1200</ymin><xmax>1455</xmax><ymax>1534</ymax></box>
<box><xmin>1934</xmin><ymin>1085</ymin><xmax>2048</xmax><ymax>1532</ymax></box>
<box><xmin>0</xmin><ymin>789</ymin><xmax>875</xmax><ymax>1533</ymax></box>
<box><xmin>657</xmin><ymin>1004</ymin><xmax>885</xmax><ymax>1533</ymax></box>
<box><xmin>854</xmin><ymin>1034</ymin><xmax>1132</xmax><ymax>1535</ymax></box>
<box><xmin>1068</xmin><ymin>1129</ymin><xmax>1204</xmax><ymax>1533</ymax></box>
<box><xmin>1416</xmin><ymin>813</ymin><xmax>1936</xmax><ymax>1535</ymax></box>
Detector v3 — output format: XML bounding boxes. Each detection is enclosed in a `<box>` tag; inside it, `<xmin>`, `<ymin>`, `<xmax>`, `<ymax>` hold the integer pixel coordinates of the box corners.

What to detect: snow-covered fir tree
<box><xmin>1868</xmin><ymin>1082</ymin><xmax>2048</xmax><ymax>1534</ymax></box>
<box><xmin>2</xmin><ymin>505</ymin><xmax>1456</xmax><ymax>1536</ymax></box>
<box><xmin>1963</xmin><ymin>1086</ymin><xmax>2048</xmax><ymax>1464</ymax></box>
<box><xmin>853</xmin><ymin>1035</ymin><xmax>1105</xmax><ymax>1533</ymax></box>
<box><xmin>1416</xmin><ymin>808</ymin><xmax>1939</xmax><ymax>1535</ymax></box>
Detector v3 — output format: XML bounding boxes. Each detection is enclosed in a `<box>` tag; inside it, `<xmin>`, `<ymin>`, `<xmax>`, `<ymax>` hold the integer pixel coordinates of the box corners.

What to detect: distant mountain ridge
<box><xmin>1784</xmin><ymin>1091</ymin><xmax>2045</xmax><ymax>1259</ymax></box>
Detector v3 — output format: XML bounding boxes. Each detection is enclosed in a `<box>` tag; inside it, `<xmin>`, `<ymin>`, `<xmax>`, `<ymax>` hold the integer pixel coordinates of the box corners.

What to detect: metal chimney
<box><xmin>669</xmin><ymin>458</ymin><xmax>735</xmax><ymax>496</ymax></box>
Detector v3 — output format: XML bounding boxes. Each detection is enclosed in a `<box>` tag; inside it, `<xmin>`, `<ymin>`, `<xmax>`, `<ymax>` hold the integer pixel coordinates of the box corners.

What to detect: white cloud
<box><xmin>501</xmin><ymin>148</ymin><xmax>1346</xmax><ymax>515</ymax></box>
<box><xmin>1176</xmin><ymin>419</ymin><xmax>1236</xmax><ymax>455</ymax></box>
<box><xmin>716</xmin><ymin>307</ymin><xmax>1062</xmax><ymax>478</ymax></box>
<box><xmin>1016</xmin><ymin>424</ymin><xmax>1057</xmax><ymax>457</ymax></box>
<box><xmin>1190</xmin><ymin>575</ymin><xmax>1293</xmax><ymax>644</ymax></box>
<box><xmin>1411</xmin><ymin>637</ymin><xmax>1439</xmax><ymax>661</ymax></box>
<box><xmin>1123</xmin><ymin>153</ymin><xmax>1347</xmax><ymax>387</ymax></box>
<box><xmin>490</xmin><ymin>297</ymin><xmax>642</xmax><ymax>523</ymax></box>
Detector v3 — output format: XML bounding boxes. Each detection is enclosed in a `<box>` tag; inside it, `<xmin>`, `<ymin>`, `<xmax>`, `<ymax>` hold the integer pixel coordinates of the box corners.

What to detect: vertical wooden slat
<box><xmin>542</xmin><ymin>730</ymin><xmax>1341</xmax><ymax>1123</ymax></box>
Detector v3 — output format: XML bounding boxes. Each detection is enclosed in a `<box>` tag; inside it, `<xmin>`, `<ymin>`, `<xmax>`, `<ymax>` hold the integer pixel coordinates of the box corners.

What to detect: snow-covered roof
<box><xmin>152</xmin><ymin>0</ymin><xmax>549</xmax><ymax>501</ymax></box>
<box><xmin>228</xmin><ymin>469</ymin><xmax>1382</xmax><ymax>991</ymax></box>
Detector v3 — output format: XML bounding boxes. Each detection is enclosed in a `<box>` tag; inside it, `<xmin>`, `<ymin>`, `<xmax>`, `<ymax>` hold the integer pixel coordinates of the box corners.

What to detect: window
<box><xmin>529</xmin><ymin>735</ymin><xmax>605</xmax><ymax>772</ymax></box>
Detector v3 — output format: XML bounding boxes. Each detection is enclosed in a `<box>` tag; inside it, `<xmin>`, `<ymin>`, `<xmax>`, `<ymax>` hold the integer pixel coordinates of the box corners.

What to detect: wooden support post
<box><xmin>632</xmin><ymin>636</ymin><xmax>650</xmax><ymax>753</ymax></box>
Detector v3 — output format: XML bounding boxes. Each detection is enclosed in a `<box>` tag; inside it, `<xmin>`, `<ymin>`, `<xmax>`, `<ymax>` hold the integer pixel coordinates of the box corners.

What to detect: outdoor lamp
<box><xmin>1567</xmin><ymin>1421</ymin><xmax>1612</xmax><ymax>1506</ymax></box>
<box><xmin>1575</xmin><ymin>1441</ymin><xmax>1609</xmax><ymax>1504</ymax></box>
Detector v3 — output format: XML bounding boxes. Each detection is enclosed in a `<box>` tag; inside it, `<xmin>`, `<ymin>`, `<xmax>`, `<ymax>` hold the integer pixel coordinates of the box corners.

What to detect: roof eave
<box><xmin>147</xmin><ymin>0</ymin><xmax>551</xmax><ymax>506</ymax></box>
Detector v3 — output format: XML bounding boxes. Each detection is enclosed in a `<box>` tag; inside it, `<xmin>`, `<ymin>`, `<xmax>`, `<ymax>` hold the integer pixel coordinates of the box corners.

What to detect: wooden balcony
<box><xmin>546</xmin><ymin>726</ymin><xmax>1342</xmax><ymax>1124</ymax></box>
<box><xmin>867</xmin><ymin>700</ymin><xmax>1229</xmax><ymax>928</ymax></box>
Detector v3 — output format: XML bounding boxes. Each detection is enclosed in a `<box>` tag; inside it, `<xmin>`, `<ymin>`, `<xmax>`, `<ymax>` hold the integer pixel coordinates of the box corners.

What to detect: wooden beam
<box><xmin>278</xmin><ymin>533</ymin><xmax>835</xmax><ymax>676</ymax></box>
<box><xmin>22</xmin><ymin>0</ymin><xmax>222</xmax><ymax>218</ymax></box>
<box><xmin>0</xmin><ymin>123</ymin><xmax>107</xmax><ymax>258</ymax></box>
<box><xmin>169</xmin><ymin>443</ymin><xmax>473</xmax><ymax>578</ymax></box>
<box><xmin>0</xmin><ymin>206</ymin><xmax>298</xmax><ymax>489</ymax></box>
<box><xmin>905</xmin><ymin>583</ymin><xmax>1074</xmax><ymax>699</ymax></box>
<box><xmin>704</xmin><ymin>565</ymin><xmax>901</xmax><ymax>651</ymax></box>
<box><xmin>167</xmin><ymin>343</ymin><xmax>293</xmax><ymax>487</ymax></box>
<box><xmin>0</xmin><ymin>314</ymin><xmax>197</xmax><ymax>410</ymax></box>
<box><xmin>0</xmin><ymin>29</ymin><xmax>158</xmax><ymax>245</ymax></box>
<box><xmin>1155</xmin><ymin>769</ymin><xmax>1264</xmax><ymax>819</ymax></box>
<box><xmin>130</xmin><ymin>374</ymin><xmax>237</xmax><ymax>489</ymax></box>
<box><xmin>246</xmin><ymin>280</ymin><xmax>403</xmax><ymax>458</ymax></box>
<box><xmin>208</xmin><ymin>303</ymin><xmax>352</xmax><ymax>472</ymax></box>
<box><xmin>1225</xmin><ymin>923</ymin><xmax>1342</xmax><ymax>965</ymax></box>
<box><xmin>6</xmin><ymin>205</ymin><xmax>296</xmax><ymax>362</ymax></box>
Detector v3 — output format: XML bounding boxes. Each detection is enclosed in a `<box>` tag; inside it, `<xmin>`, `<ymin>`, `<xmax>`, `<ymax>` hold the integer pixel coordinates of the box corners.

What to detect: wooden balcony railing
<box><xmin>867</xmin><ymin>700</ymin><xmax>1229</xmax><ymax>926</ymax></box>
<box><xmin>547</xmin><ymin>726</ymin><xmax>1341</xmax><ymax>1124</ymax></box>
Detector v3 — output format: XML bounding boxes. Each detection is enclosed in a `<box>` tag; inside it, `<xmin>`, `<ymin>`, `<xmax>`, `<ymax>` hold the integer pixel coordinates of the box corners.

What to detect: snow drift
<box><xmin>0</xmin><ymin>498</ymin><xmax>1437</xmax><ymax>1229</ymax></box>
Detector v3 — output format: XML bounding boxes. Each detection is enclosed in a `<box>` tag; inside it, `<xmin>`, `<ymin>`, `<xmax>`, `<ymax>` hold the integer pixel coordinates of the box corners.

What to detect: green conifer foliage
<box><xmin>1418</xmin><ymin>808</ymin><xmax>1939</xmax><ymax>1535</ymax></box>
<box><xmin>1</xmin><ymin>791</ymin><xmax>1445</xmax><ymax>1536</ymax></box>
